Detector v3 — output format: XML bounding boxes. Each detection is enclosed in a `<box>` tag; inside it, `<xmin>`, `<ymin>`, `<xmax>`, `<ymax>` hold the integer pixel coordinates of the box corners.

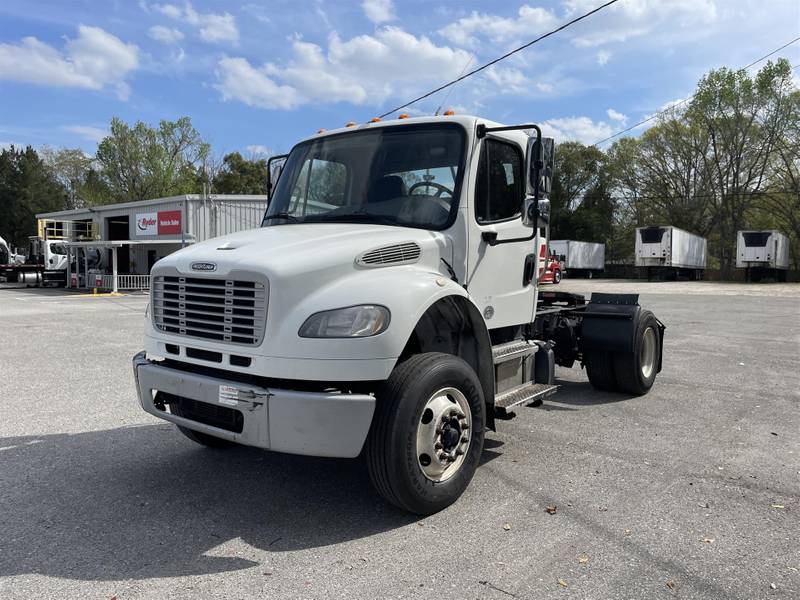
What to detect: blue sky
<box><xmin>1</xmin><ymin>0</ymin><xmax>798</xmax><ymax>157</ymax></box>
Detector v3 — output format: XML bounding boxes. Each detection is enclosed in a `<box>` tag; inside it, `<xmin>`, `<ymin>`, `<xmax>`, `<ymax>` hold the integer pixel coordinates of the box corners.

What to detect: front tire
<box><xmin>553</xmin><ymin>270</ymin><xmax>562</xmax><ymax>284</ymax></box>
<box><xmin>366</xmin><ymin>353</ymin><xmax>485</xmax><ymax>515</ymax></box>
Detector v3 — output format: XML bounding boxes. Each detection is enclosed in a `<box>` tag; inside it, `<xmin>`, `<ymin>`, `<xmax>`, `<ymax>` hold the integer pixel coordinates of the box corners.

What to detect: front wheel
<box><xmin>366</xmin><ymin>353</ymin><xmax>485</xmax><ymax>514</ymax></box>
<box><xmin>553</xmin><ymin>270</ymin><xmax>562</xmax><ymax>284</ymax></box>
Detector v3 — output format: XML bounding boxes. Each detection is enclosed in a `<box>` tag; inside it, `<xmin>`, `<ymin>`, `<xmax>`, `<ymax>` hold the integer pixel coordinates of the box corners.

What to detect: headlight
<box><xmin>299</xmin><ymin>305</ymin><xmax>390</xmax><ymax>338</ymax></box>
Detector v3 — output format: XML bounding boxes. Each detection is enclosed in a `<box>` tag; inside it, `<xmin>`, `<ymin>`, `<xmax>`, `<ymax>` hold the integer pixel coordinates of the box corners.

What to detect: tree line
<box><xmin>0</xmin><ymin>117</ymin><xmax>271</xmax><ymax>248</ymax></box>
<box><xmin>1</xmin><ymin>59</ymin><xmax>798</xmax><ymax>274</ymax></box>
<box><xmin>551</xmin><ymin>59</ymin><xmax>799</xmax><ymax>275</ymax></box>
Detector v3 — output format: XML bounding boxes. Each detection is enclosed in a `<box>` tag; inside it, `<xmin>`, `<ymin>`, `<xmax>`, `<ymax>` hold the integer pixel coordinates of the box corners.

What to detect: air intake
<box><xmin>357</xmin><ymin>242</ymin><xmax>421</xmax><ymax>267</ymax></box>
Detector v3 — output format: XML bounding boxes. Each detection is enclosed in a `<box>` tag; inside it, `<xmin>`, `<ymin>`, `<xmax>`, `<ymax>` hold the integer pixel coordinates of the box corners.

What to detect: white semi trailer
<box><xmin>132</xmin><ymin>115</ymin><xmax>665</xmax><ymax>514</ymax></box>
<box><xmin>736</xmin><ymin>230</ymin><xmax>789</xmax><ymax>282</ymax></box>
<box><xmin>550</xmin><ymin>240</ymin><xmax>605</xmax><ymax>278</ymax></box>
<box><xmin>635</xmin><ymin>225</ymin><xmax>706</xmax><ymax>280</ymax></box>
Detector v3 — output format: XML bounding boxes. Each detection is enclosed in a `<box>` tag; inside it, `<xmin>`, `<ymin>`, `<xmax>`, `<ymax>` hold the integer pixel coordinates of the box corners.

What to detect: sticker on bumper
<box><xmin>219</xmin><ymin>385</ymin><xmax>239</xmax><ymax>406</ymax></box>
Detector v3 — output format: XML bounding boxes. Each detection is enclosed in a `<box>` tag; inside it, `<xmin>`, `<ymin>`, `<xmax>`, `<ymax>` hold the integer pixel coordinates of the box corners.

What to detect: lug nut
<box><xmin>434</xmin><ymin>442</ymin><xmax>443</xmax><ymax>450</ymax></box>
<box><xmin>438</xmin><ymin>452</ymin><xmax>447</xmax><ymax>461</ymax></box>
<box><xmin>456</xmin><ymin>449</ymin><xmax>465</xmax><ymax>456</ymax></box>
<box><xmin>461</xmin><ymin>436</ymin><xmax>469</xmax><ymax>443</ymax></box>
<box><xmin>461</xmin><ymin>423</ymin><xmax>470</xmax><ymax>430</ymax></box>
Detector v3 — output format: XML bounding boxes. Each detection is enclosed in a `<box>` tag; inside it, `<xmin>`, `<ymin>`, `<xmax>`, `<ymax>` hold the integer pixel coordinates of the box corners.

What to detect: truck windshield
<box><xmin>262</xmin><ymin>123</ymin><xmax>466</xmax><ymax>230</ymax></box>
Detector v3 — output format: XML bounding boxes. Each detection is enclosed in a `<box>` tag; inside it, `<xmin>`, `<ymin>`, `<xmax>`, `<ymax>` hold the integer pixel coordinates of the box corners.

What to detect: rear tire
<box><xmin>366</xmin><ymin>353</ymin><xmax>485</xmax><ymax>515</ymax></box>
<box><xmin>612</xmin><ymin>310</ymin><xmax>661</xmax><ymax>395</ymax></box>
<box><xmin>585</xmin><ymin>351</ymin><xmax>617</xmax><ymax>392</ymax></box>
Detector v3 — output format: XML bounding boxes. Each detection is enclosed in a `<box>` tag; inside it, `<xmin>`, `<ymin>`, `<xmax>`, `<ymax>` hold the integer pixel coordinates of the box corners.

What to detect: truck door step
<box><xmin>492</xmin><ymin>340</ymin><xmax>536</xmax><ymax>364</ymax></box>
<box><xmin>494</xmin><ymin>382</ymin><xmax>559</xmax><ymax>417</ymax></box>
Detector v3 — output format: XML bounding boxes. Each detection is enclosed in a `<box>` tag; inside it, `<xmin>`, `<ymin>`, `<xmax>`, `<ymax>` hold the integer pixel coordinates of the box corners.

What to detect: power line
<box><xmin>377</xmin><ymin>0</ymin><xmax>621</xmax><ymax>119</ymax></box>
<box><xmin>592</xmin><ymin>36</ymin><xmax>800</xmax><ymax>147</ymax></box>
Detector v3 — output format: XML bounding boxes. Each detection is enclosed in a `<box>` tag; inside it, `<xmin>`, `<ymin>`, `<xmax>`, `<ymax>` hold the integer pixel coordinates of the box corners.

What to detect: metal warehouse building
<box><xmin>36</xmin><ymin>194</ymin><xmax>267</xmax><ymax>291</ymax></box>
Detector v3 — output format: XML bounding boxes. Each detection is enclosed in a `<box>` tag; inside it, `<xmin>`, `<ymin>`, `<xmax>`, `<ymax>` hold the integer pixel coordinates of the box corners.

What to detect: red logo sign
<box><xmin>157</xmin><ymin>210</ymin><xmax>182</xmax><ymax>235</ymax></box>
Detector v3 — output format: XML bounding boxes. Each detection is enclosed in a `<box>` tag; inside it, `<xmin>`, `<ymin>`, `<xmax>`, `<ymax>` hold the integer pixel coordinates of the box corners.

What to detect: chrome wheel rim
<box><xmin>640</xmin><ymin>327</ymin><xmax>657</xmax><ymax>379</ymax></box>
<box><xmin>416</xmin><ymin>387</ymin><xmax>472</xmax><ymax>482</ymax></box>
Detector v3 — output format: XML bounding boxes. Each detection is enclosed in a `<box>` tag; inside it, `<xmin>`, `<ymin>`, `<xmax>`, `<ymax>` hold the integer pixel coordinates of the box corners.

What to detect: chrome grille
<box><xmin>152</xmin><ymin>276</ymin><xmax>266</xmax><ymax>345</ymax></box>
<box><xmin>358</xmin><ymin>242</ymin><xmax>421</xmax><ymax>266</ymax></box>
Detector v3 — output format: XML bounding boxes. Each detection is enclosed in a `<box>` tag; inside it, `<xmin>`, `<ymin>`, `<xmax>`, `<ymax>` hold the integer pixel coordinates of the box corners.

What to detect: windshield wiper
<box><xmin>317</xmin><ymin>211</ymin><xmax>399</xmax><ymax>226</ymax></box>
<box><xmin>263</xmin><ymin>212</ymin><xmax>299</xmax><ymax>223</ymax></box>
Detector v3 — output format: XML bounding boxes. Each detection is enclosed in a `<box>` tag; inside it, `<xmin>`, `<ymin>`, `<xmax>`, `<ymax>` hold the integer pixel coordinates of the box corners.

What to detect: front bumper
<box><xmin>132</xmin><ymin>352</ymin><xmax>375</xmax><ymax>458</ymax></box>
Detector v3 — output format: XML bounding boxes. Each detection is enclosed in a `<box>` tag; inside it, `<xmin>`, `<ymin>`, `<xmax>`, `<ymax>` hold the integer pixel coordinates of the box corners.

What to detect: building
<box><xmin>36</xmin><ymin>194</ymin><xmax>267</xmax><ymax>291</ymax></box>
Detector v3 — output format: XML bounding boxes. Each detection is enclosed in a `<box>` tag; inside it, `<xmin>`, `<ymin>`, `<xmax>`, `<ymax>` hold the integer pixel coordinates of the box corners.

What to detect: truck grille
<box><xmin>152</xmin><ymin>276</ymin><xmax>266</xmax><ymax>345</ymax></box>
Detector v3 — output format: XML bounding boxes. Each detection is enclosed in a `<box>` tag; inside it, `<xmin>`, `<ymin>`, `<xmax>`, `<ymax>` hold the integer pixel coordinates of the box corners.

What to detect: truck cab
<box><xmin>133</xmin><ymin>115</ymin><xmax>664</xmax><ymax>514</ymax></box>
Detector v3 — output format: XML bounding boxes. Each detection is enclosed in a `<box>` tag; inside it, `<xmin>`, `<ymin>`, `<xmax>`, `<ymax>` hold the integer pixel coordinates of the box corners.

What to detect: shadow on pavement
<box><xmin>543</xmin><ymin>378</ymin><xmax>638</xmax><ymax>408</ymax></box>
<box><xmin>0</xmin><ymin>425</ymin><xmax>417</xmax><ymax>581</ymax></box>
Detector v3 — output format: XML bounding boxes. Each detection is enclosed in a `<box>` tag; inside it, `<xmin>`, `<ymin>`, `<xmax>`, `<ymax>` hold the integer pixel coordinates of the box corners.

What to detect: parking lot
<box><xmin>0</xmin><ymin>280</ymin><xmax>798</xmax><ymax>599</ymax></box>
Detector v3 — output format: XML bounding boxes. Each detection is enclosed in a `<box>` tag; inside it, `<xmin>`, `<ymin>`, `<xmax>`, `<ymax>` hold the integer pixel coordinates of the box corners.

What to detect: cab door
<box><xmin>465</xmin><ymin>136</ymin><xmax>536</xmax><ymax>329</ymax></box>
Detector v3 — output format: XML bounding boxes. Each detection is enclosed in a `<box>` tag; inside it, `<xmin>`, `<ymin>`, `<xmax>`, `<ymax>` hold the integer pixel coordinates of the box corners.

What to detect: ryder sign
<box><xmin>135</xmin><ymin>210</ymin><xmax>182</xmax><ymax>236</ymax></box>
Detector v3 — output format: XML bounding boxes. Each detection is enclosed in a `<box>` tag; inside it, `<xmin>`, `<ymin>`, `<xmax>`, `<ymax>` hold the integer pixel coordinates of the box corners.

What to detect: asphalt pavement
<box><xmin>0</xmin><ymin>281</ymin><xmax>798</xmax><ymax>599</ymax></box>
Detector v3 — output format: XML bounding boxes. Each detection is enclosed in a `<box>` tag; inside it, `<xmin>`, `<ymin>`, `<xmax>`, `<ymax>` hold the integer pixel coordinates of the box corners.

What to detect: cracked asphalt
<box><xmin>0</xmin><ymin>280</ymin><xmax>798</xmax><ymax>599</ymax></box>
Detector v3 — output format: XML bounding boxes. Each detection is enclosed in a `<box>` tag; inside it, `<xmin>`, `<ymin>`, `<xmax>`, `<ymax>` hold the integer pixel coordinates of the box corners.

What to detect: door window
<box><xmin>475</xmin><ymin>139</ymin><xmax>523</xmax><ymax>224</ymax></box>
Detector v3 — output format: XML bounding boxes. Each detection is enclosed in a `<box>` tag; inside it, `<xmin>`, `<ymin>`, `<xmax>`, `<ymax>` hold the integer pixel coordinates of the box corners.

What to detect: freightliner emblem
<box><xmin>191</xmin><ymin>262</ymin><xmax>217</xmax><ymax>272</ymax></box>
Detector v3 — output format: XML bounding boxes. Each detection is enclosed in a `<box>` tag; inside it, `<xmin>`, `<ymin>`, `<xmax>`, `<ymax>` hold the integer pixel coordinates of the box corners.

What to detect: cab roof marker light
<box><xmin>370</xmin><ymin>117</ymin><xmax>381</xmax><ymax>123</ymax></box>
<box><xmin>443</xmin><ymin>109</ymin><xmax>456</xmax><ymax>116</ymax></box>
<box><xmin>345</xmin><ymin>121</ymin><xmax>357</xmax><ymax>127</ymax></box>
<box><xmin>317</xmin><ymin>128</ymin><xmax>327</xmax><ymax>134</ymax></box>
<box><xmin>398</xmin><ymin>114</ymin><xmax>409</xmax><ymax>119</ymax></box>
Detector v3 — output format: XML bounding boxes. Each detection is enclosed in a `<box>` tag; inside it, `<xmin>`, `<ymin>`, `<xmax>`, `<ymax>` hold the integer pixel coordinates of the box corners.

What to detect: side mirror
<box><xmin>266</xmin><ymin>154</ymin><xmax>288</xmax><ymax>199</ymax></box>
<box><xmin>527</xmin><ymin>136</ymin><xmax>555</xmax><ymax>197</ymax></box>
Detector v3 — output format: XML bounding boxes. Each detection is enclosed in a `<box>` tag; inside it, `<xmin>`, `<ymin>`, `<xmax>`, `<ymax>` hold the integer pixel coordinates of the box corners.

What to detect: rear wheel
<box><xmin>612</xmin><ymin>310</ymin><xmax>661</xmax><ymax>395</ymax></box>
<box><xmin>585</xmin><ymin>351</ymin><xmax>617</xmax><ymax>392</ymax></box>
<box><xmin>366</xmin><ymin>352</ymin><xmax>485</xmax><ymax>515</ymax></box>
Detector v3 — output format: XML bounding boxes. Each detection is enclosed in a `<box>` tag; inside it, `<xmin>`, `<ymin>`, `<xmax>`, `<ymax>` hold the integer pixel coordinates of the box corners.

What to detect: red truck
<box><xmin>537</xmin><ymin>238</ymin><xmax>563</xmax><ymax>284</ymax></box>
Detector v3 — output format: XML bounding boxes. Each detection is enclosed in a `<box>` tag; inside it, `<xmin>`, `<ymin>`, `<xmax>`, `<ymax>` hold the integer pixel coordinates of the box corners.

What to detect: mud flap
<box><xmin>580</xmin><ymin>293</ymin><xmax>641</xmax><ymax>354</ymax></box>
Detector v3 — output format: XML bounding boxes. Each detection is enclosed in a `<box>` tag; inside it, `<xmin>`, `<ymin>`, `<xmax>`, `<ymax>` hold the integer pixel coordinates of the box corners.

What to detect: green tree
<box><xmin>40</xmin><ymin>146</ymin><xmax>112</xmax><ymax>208</ymax></box>
<box><xmin>212</xmin><ymin>152</ymin><xmax>268</xmax><ymax>194</ymax></box>
<box><xmin>0</xmin><ymin>146</ymin><xmax>68</xmax><ymax>248</ymax></box>
<box><xmin>95</xmin><ymin>116</ymin><xmax>210</xmax><ymax>202</ymax></box>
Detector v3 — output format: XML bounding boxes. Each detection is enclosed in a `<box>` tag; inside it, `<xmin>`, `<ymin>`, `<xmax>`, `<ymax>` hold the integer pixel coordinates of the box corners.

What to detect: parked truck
<box><xmin>550</xmin><ymin>240</ymin><xmax>605</xmax><ymax>278</ymax></box>
<box><xmin>635</xmin><ymin>225</ymin><xmax>706</xmax><ymax>280</ymax></box>
<box><xmin>736</xmin><ymin>230</ymin><xmax>789</xmax><ymax>282</ymax></box>
<box><xmin>132</xmin><ymin>115</ymin><xmax>665</xmax><ymax>514</ymax></box>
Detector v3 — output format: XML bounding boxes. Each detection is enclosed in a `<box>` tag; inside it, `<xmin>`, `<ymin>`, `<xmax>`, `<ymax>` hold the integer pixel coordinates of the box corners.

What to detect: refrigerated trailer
<box><xmin>635</xmin><ymin>226</ymin><xmax>706</xmax><ymax>280</ymax></box>
<box><xmin>736</xmin><ymin>230</ymin><xmax>789</xmax><ymax>282</ymax></box>
<box><xmin>550</xmin><ymin>240</ymin><xmax>605</xmax><ymax>278</ymax></box>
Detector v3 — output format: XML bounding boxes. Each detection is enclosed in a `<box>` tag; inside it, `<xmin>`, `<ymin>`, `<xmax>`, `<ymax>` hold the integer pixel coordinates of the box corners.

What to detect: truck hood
<box><xmin>156</xmin><ymin>223</ymin><xmax>451</xmax><ymax>280</ymax></box>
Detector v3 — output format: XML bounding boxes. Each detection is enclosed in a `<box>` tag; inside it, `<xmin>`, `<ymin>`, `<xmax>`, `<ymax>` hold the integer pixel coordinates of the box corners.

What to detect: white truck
<box><xmin>550</xmin><ymin>240</ymin><xmax>605</xmax><ymax>278</ymax></box>
<box><xmin>635</xmin><ymin>225</ymin><xmax>706</xmax><ymax>280</ymax></box>
<box><xmin>0</xmin><ymin>234</ymin><xmax>67</xmax><ymax>285</ymax></box>
<box><xmin>736</xmin><ymin>230</ymin><xmax>790</xmax><ymax>282</ymax></box>
<box><xmin>133</xmin><ymin>115</ymin><xmax>665</xmax><ymax>514</ymax></box>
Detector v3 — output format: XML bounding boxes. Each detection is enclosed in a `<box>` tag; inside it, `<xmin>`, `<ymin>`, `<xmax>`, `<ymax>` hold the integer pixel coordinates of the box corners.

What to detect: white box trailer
<box><xmin>635</xmin><ymin>226</ymin><xmax>706</xmax><ymax>279</ymax></box>
<box><xmin>550</xmin><ymin>240</ymin><xmax>605</xmax><ymax>277</ymax></box>
<box><xmin>736</xmin><ymin>230</ymin><xmax>789</xmax><ymax>281</ymax></box>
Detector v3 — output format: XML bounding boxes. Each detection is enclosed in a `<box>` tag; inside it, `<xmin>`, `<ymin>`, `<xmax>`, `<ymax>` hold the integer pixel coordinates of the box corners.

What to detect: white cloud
<box><xmin>483</xmin><ymin>66</ymin><xmax>529</xmax><ymax>93</ymax></box>
<box><xmin>563</xmin><ymin>0</ymin><xmax>717</xmax><ymax>47</ymax></box>
<box><xmin>63</xmin><ymin>125</ymin><xmax>108</xmax><ymax>143</ymax></box>
<box><xmin>439</xmin><ymin>5</ymin><xmax>557</xmax><ymax>47</ymax></box>
<box><xmin>541</xmin><ymin>116</ymin><xmax>614</xmax><ymax>144</ymax></box>
<box><xmin>148</xmin><ymin>25</ymin><xmax>184</xmax><ymax>44</ymax></box>
<box><xmin>246</xmin><ymin>144</ymin><xmax>273</xmax><ymax>156</ymax></box>
<box><xmin>0</xmin><ymin>25</ymin><xmax>139</xmax><ymax>100</ymax></box>
<box><xmin>153</xmin><ymin>2</ymin><xmax>238</xmax><ymax>44</ymax></box>
<box><xmin>362</xmin><ymin>0</ymin><xmax>396</xmax><ymax>24</ymax></box>
<box><xmin>215</xmin><ymin>28</ymin><xmax>473</xmax><ymax>110</ymax></box>
<box><xmin>606</xmin><ymin>108</ymin><xmax>627</xmax><ymax>125</ymax></box>
<box><xmin>596</xmin><ymin>50</ymin><xmax>611</xmax><ymax>66</ymax></box>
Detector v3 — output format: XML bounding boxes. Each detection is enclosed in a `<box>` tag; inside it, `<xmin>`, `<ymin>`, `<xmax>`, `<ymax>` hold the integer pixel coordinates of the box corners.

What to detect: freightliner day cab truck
<box><xmin>133</xmin><ymin>115</ymin><xmax>665</xmax><ymax>514</ymax></box>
